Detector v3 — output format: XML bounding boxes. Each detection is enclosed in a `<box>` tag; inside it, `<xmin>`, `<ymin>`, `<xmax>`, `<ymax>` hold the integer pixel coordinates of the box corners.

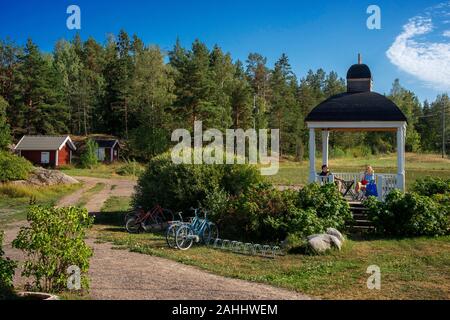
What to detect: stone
<box><xmin>326</xmin><ymin>228</ymin><xmax>345</xmax><ymax>243</ymax></box>
<box><xmin>18</xmin><ymin>167</ymin><xmax>79</xmax><ymax>186</ymax></box>
<box><xmin>307</xmin><ymin>234</ymin><xmax>342</xmax><ymax>254</ymax></box>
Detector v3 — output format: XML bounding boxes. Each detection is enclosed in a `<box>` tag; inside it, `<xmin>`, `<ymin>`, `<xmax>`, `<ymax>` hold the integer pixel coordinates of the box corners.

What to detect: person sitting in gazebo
<box><xmin>319</xmin><ymin>165</ymin><xmax>344</xmax><ymax>190</ymax></box>
<box><xmin>355</xmin><ymin>165</ymin><xmax>377</xmax><ymax>197</ymax></box>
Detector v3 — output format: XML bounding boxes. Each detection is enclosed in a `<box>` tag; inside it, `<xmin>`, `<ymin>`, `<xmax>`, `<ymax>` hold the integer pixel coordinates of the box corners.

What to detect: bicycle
<box><xmin>125</xmin><ymin>204</ymin><xmax>174</xmax><ymax>233</ymax></box>
<box><xmin>175</xmin><ymin>208</ymin><xmax>219</xmax><ymax>250</ymax></box>
<box><xmin>165</xmin><ymin>212</ymin><xmax>185</xmax><ymax>248</ymax></box>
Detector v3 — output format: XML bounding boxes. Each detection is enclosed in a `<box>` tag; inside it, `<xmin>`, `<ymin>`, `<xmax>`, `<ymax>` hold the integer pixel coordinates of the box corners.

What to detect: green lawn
<box><xmin>59</xmin><ymin>163</ymin><xmax>139</xmax><ymax>179</ymax></box>
<box><xmin>267</xmin><ymin>153</ymin><xmax>450</xmax><ymax>188</ymax></box>
<box><xmin>95</xmin><ymin>195</ymin><xmax>450</xmax><ymax>300</ymax></box>
<box><xmin>0</xmin><ymin>183</ymin><xmax>83</xmax><ymax>227</ymax></box>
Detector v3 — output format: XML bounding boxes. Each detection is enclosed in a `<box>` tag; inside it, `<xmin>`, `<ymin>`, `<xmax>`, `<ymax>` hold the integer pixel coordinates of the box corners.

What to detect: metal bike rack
<box><xmin>208</xmin><ymin>238</ymin><xmax>284</xmax><ymax>258</ymax></box>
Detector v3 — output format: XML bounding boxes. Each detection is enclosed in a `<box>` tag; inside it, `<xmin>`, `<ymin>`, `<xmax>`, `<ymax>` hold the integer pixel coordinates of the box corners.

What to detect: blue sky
<box><xmin>1</xmin><ymin>0</ymin><xmax>449</xmax><ymax>103</ymax></box>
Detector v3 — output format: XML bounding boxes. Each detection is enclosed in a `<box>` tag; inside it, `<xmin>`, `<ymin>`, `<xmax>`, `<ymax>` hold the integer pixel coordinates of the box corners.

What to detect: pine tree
<box><xmin>103</xmin><ymin>30</ymin><xmax>134</xmax><ymax>137</ymax></box>
<box><xmin>129</xmin><ymin>46</ymin><xmax>175</xmax><ymax>159</ymax></box>
<box><xmin>54</xmin><ymin>39</ymin><xmax>83</xmax><ymax>134</ymax></box>
<box><xmin>230</xmin><ymin>60</ymin><xmax>253</xmax><ymax>129</ymax></box>
<box><xmin>389</xmin><ymin>79</ymin><xmax>422</xmax><ymax>152</ymax></box>
<box><xmin>0</xmin><ymin>96</ymin><xmax>11</xmax><ymax>150</ymax></box>
<box><xmin>245</xmin><ymin>53</ymin><xmax>270</xmax><ymax>129</ymax></box>
<box><xmin>269</xmin><ymin>54</ymin><xmax>301</xmax><ymax>157</ymax></box>
<box><xmin>15</xmin><ymin>39</ymin><xmax>69</xmax><ymax>135</ymax></box>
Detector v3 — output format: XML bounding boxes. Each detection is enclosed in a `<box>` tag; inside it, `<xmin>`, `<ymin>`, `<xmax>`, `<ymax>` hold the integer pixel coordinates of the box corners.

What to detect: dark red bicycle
<box><xmin>125</xmin><ymin>205</ymin><xmax>174</xmax><ymax>233</ymax></box>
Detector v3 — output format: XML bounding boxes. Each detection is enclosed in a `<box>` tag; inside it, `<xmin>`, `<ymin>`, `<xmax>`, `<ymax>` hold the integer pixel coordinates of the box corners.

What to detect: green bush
<box><xmin>133</xmin><ymin>152</ymin><xmax>264</xmax><ymax>211</ymax></box>
<box><xmin>0</xmin><ymin>151</ymin><xmax>33</xmax><ymax>182</ymax></box>
<box><xmin>0</xmin><ymin>231</ymin><xmax>17</xmax><ymax>300</ymax></box>
<box><xmin>364</xmin><ymin>190</ymin><xmax>449</xmax><ymax>236</ymax></box>
<box><xmin>411</xmin><ymin>177</ymin><xmax>450</xmax><ymax>197</ymax></box>
<box><xmin>12</xmin><ymin>206</ymin><xmax>93</xmax><ymax>293</ymax></box>
<box><xmin>79</xmin><ymin>139</ymin><xmax>98</xmax><ymax>169</ymax></box>
<box><xmin>216</xmin><ymin>183</ymin><xmax>351</xmax><ymax>242</ymax></box>
<box><xmin>115</xmin><ymin>159</ymin><xmax>145</xmax><ymax>177</ymax></box>
<box><xmin>297</xmin><ymin>183</ymin><xmax>353</xmax><ymax>230</ymax></box>
<box><xmin>135</xmin><ymin>153</ymin><xmax>351</xmax><ymax>243</ymax></box>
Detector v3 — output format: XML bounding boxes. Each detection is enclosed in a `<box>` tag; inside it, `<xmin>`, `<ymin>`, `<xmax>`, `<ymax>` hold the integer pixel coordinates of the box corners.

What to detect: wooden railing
<box><xmin>315</xmin><ymin>173</ymin><xmax>398</xmax><ymax>201</ymax></box>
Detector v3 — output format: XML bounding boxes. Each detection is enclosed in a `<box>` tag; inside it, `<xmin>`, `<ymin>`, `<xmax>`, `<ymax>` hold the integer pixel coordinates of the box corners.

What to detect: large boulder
<box><xmin>15</xmin><ymin>167</ymin><xmax>79</xmax><ymax>186</ymax></box>
<box><xmin>307</xmin><ymin>234</ymin><xmax>342</xmax><ymax>254</ymax></box>
<box><xmin>326</xmin><ymin>228</ymin><xmax>345</xmax><ymax>243</ymax></box>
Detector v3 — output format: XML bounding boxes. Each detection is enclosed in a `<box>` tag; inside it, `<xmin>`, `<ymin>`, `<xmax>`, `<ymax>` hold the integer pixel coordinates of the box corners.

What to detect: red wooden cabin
<box><xmin>14</xmin><ymin>135</ymin><xmax>76</xmax><ymax>167</ymax></box>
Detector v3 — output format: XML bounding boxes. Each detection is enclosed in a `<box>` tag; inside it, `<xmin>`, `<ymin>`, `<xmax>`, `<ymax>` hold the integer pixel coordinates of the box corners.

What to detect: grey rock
<box><xmin>15</xmin><ymin>167</ymin><xmax>79</xmax><ymax>186</ymax></box>
<box><xmin>326</xmin><ymin>228</ymin><xmax>345</xmax><ymax>243</ymax></box>
<box><xmin>307</xmin><ymin>234</ymin><xmax>342</xmax><ymax>254</ymax></box>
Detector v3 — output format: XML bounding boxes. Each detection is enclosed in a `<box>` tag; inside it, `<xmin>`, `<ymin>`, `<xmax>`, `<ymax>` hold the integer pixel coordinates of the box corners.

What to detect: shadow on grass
<box><xmin>92</xmin><ymin>211</ymin><xmax>125</xmax><ymax>226</ymax></box>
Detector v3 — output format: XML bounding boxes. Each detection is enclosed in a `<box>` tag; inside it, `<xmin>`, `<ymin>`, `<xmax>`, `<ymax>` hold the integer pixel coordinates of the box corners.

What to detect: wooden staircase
<box><xmin>348</xmin><ymin>202</ymin><xmax>374</xmax><ymax>233</ymax></box>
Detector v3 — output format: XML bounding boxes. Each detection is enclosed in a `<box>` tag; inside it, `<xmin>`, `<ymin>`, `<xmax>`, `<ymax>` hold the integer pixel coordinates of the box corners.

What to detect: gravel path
<box><xmin>2</xmin><ymin>176</ymin><xmax>310</xmax><ymax>300</ymax></box>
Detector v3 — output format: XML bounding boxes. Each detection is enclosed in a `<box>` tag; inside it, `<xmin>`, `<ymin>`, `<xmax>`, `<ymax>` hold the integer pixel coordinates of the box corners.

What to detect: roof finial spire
<box><xmin>358</xmin><ymin>53</ymin><xmax>362</xmax><ymax>64</ymax></box>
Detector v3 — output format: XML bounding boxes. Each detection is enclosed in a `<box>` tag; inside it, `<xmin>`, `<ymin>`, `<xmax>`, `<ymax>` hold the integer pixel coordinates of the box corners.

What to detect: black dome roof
<box><xmin>305</xmin><ymin>92</ymin><xmax>407</xmax><ymax>122</ymax></box>
<box><xmin>347</xmin><ymin>64</ymin><xmax>372</xmax><ymax>79</ymax></box>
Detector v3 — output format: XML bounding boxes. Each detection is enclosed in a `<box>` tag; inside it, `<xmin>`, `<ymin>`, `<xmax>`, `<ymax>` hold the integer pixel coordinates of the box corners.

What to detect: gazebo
<box><xmin>305</xmin><ymin>55</ymin><xmax>408</xmax><ymax>200</ymax></box>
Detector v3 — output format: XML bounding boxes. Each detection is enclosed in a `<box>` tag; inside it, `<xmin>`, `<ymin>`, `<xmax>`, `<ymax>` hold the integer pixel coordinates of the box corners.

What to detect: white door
<box><xmin>98</xmin><ymin>148</ymin><xmax>105</xmax><ymax>161</ymax></box>
<box><xmin>41</xmin><ymin>152</ymin><xmax>50</xmax><ymax>164</ymax></box>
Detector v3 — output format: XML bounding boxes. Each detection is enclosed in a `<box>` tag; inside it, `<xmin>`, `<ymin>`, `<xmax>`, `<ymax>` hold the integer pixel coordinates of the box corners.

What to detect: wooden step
<box><xmin>353</xmin><ymin>213</ymin><xmax>369</xmax><ymax>220</ymax></box>
<box><xmin>349</xmin><ymin>225</ymin><xmax>375</xmax><ymax>233</ymax></box>
<box><xmin>353</xmin><ymin>219</ymin><xmax>372</xmax><ymax>226</ymax></box>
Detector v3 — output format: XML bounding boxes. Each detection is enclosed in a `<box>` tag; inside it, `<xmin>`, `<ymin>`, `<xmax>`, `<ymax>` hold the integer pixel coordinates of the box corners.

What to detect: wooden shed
<box><xmin>14</xmin><ymin>135</ymin><xmax>76</xmax><ymax>167</ymax></box>
<box><xmin>94</xmin><ymin>139</ymin><xmax>120</xmax><ymax>163</ymax></box>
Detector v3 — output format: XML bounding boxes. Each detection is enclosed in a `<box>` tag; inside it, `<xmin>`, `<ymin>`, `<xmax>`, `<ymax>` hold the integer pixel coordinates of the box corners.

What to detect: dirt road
<box><xmin>2</xmin><ymin>176</ymin><xmax>310</xmax><ymax>300</ymax></box>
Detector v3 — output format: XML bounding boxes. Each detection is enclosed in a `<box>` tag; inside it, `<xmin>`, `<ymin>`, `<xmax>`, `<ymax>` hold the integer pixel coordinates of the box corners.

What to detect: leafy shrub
<box><xmin>79</xmin><ymin>139</ymin><xmax>98</xmax><ymax>169</ymax></box>
<box><xmin>411</xmin><ymin>177</ymin><xmax>450</xmax><ymax>197</ymax></box>
<box><xmin>364</xmin><ymin>190</ymin><xmax>449</xmax><ymax>236</ymax></box>
<box><xmin>12</xmin><ymin>206</ymin><xmax>93</xmax><ymax>293</ymax></box>
<box><xmin>115</xmin><ymin>159</ymin><xmax>145</xmax><ymax>177</ymax></box>
<box><xmin>297</xmin><ymin>183</ymin><xmax>353</xmax><ymax>230</ymax></box>
<box><xmin>133</xmin><ymin>152</ymin><xmax>264</xmax><ymax>211</ymax></box>
<box><xmin>203</xmin><ymin>187</ymin><xmax>230</xmax><ymax>222</ymax></box>
<box><xmin>0</xmin><ymin>151</ymin><xmax>33</xmax><ymax>182</ymax></box>
<box><xmin>0</xmin><ymin>231</ymin><xmax>17</xmax><ymax>299</ymax></box>
<box><xmin>135</xmin><ymin>153</ymin><xmax>351</xmax><ymax>243</ymax></box>
<box><xmin>217</xmin><ymin>183</ymin><xmax>351</xmax><ymax>242</ymax></box>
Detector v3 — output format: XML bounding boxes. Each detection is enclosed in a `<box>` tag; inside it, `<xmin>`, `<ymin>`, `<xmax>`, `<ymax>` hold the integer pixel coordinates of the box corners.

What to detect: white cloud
<box><xmin>444</xmin><ymin>30</ymin><xmax>450</xmax><ymax>37</ymax></box>
<box><xmin>386</xmin><ymin>10</ymin><xmax>450</xmax><ymax>90</ymax></box>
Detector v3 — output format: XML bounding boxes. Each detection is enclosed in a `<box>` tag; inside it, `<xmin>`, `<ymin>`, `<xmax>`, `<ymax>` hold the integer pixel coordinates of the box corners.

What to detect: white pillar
<box><xmin>322</xmin><ymin>130</ymin><xmax>329</xmax><ymax>166</ymax></box>
<box><xmin>396</xmin><ymin>125</ymin><xmax>406</xmax><ymax>191</ymax></box>
<box><xmin>309</xmin><ymin>128</ymin><xmax>316</xmax><ymax>183</ymax></box>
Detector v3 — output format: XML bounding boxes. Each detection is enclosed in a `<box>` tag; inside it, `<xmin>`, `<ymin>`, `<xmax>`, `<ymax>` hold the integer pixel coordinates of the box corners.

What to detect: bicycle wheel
<box><xmin>146</xmin><ymin>214</ymin><xmax>164</xmax><ymax>232</ymax></box>
<box><xmin>124</xmin><ymin>209</ymin><xmax>138</xmax><ymax>224</ymax></box>
<box><xmin>125</xmin><ymin>217</ymin><xmax>141</xmax><ymax>234</ymax></box>
<box><xmin>166</xmin><ymin>223</ymin><xmax>179</xmax><ymax>248</ymax></box>
<box><xmin>175</xmin><ymin>225</ymin><xmax>194</xmax><ymax>250</ymax></box>
<box><xmin>209</xmin><ymin>222</ymin><xmax>219</xmax><ymax>240</ymax></box>
<box><xmin>202</xmin><ymin>222</ymin><xmax>219</xmax><ymax>244</ymax></box>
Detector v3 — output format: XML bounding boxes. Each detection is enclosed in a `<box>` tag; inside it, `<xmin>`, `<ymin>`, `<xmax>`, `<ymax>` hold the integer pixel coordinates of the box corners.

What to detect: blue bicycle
<box><xmin>175</xmin><ymin>208</ymin><xmax>219</xmax><ymax>250</ymax></box>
